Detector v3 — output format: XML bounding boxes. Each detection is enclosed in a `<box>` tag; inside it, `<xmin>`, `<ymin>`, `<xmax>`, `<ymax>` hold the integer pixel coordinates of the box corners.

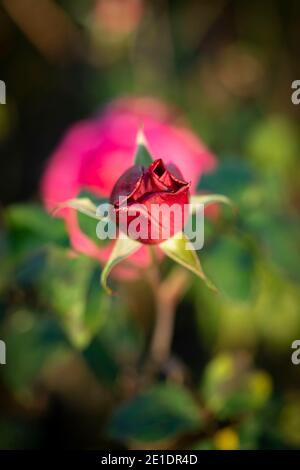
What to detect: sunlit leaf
<box><xmin>160</xmin><ymin>234</ymin><xmax>217</xmax><ymax>292</ymax></box>
<box><xmin>101</xmin><ymin>236</ymin><xmax>142</xmax><ymax>294</ymax></box>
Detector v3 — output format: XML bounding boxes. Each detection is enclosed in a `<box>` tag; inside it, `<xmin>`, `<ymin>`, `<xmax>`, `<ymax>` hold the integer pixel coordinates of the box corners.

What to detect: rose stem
<box><xmin>150</xmin><ymin>285</ymin><xmax>176</xmax><ymax>365</ymax></box>
<box><xmin>147</xmin><ymin>246</ymin><xmax>190</xmax><ymax>365</ymax></box>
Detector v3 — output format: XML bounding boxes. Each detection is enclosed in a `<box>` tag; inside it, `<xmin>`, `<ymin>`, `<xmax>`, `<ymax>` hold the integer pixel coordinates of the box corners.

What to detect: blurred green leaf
<box><xmin>5</xmin><ymin>204</ymin><xmax>67</xmax><ymax>248</ymax></box>
<box><xmin>0</xmin><ymin>418</ymin><xmax>40</xmax><ymax>450</ymax></box>
<box><xmin>246</xmin><ymin>115</ymin><xmax>299</xmax><ymax>176</ymax></box>
<box><xmin>38</xmin><ymin>246</ymin><xmax>99</xmax><ymax>348</ymax></box>
<box><xmin>83</xmin><ymin>336</ymin><xmax>119</xmax><ymax>387</ymax></box>
<box><xmin>15</xmin><ymin>249</ymin><xmax>47</xmax><ymax>287</ymax></box>
<box><xmin>201</xmin><ymin>353</ymin><xmax>272</xmax><ymax>420</ymax></box>
<box><xmin>97</xmin><ymin>296</ymin><xmax>144</xmax><ymax>361</ymax></box>
<box><xmin>201</xmin><ymin>234</ymin><xmax>255</xmax><ymax>300</ymax></box>
<box><xmin>246</xmin><ymin>214</ymin><xmax>300</xmax><ymax>281</ymax></box>
<box><xmin>238</xmin><ymin>416</ymin><xmax>262</xmax><ymax>449</ymax></box>
<box><xmin>84</xmin><ymin>266</ymin><xmax>107</xmax><ymax>335</ymax></box>
<box><xmin>2</xmin><ymin>204</ymin><xmax>68</xmax><ymax>292</ymax></box>
<box><xmin>108</xmin><ymin>383</ymin><xmax>203</xmax><ymax>444</ymax></box>
<box><xmin>192</xmin><ymin>439</ymin><xmax>215</xmax><ymax>450</ymax></box>
<box><xmin>198</xmin><ymin>160</ymin><xmax>256</xmax><ymax>201</ymax></box>
<box><xmin>279</xmin><ymin>393</ymin><xmax>300</xmax><ymax>447</ymax></box>
<box><xmin>252</xmin><ymin>263</ymin><xmax>300</xmax><ymax>350</ymax></box>
<box><xmin>2</xmin><ymin>311</ymin><xmax>66</xmax><ymax>392</ymax></box>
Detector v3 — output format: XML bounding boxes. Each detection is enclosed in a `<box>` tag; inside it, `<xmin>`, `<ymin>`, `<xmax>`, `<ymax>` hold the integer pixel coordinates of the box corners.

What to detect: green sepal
<box><xmin>190</xmin><ymin>194</ymin><xmax>235</xmax><ymax>213</ymax></box>
<box><xmin>160</xmin><ymin>233</ymin><xmax>217</xmax><ymax>292</ymax></box>
<box><xmin>101</xmin><ymin>236</ymin><xmax>142</xmax><ymax>295</ymax></box>
<box><xmin>53</xmin><ymin>197</ymin><xmax>101</xmax><ymax>220</ymax></box>
<box><xmin>134</xmin><ymin>128</ymin><xmax>153</xmax><ymax>167</ymax></box>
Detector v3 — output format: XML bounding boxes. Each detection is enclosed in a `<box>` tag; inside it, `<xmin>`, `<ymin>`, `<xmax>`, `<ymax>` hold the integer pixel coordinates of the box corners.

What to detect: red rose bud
<box><xmin>110</xmin><ymin>159</ymin><xmax>190</xmax><ymax>244</ymax></box>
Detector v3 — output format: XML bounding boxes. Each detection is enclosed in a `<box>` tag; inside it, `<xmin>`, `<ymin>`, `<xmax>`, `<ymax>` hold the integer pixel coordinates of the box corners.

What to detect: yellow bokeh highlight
<box><xmin>214</xmin><ymin>427</ymin><xmax>239</xmax><ymax>450</ymax></box>
<box><xmin>248</xmin><ymin>371</ymin><xmax>272</xmax><ymax>406</ymax></box>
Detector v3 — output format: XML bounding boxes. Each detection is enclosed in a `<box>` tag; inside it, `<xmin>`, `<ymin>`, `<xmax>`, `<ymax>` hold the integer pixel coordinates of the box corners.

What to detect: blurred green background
<box><xmin>0</xmin><ymin>0</ymin><xmax>300</xmax><ymax>450</ymax></box>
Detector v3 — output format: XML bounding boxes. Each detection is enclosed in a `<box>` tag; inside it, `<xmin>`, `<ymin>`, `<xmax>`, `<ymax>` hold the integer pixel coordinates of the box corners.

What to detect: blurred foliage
<box><xmin>109</xmin><ymin>383</ymin><xmax>203</xmax><ymax>445</ymax></box>
<box><xmin>0</xmin><ymin>0</ymin><xmax>300</xmax><ymax>450</ymax></box>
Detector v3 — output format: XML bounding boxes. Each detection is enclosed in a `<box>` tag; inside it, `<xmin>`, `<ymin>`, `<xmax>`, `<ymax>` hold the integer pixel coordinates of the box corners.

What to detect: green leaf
<box><xmin>192</xmin><ymin>439</ymin><xmax>215</xmax><ymax>450</ymax></box>
<box><xmin>2</xmin><ymin>311</ymin><xmax>66</xmax><ymax>392</ymax></box>
<box><xmin>201</xmin><ymin>235</ymin><xmax>255</xmax><ymax>300</ymax></box>
<box><xmin>5</xmin><ymin>204</ymin><xmax>66</xmax><ymax>240</ymax></box>
<box><xmin>4</xmin><ymin>204</ymin><xmax>67</xmax><ymax>257</ymax></box>
<box><xmin>16</xmin><ymin>250</ymin><xmax>47</xmax><ymax>287</ymax></box>
<box><xmin>247</xmin><ymin>214</ymin><xmax>300</xmax><ymax>281</ymax></box>
<box><xmin>101</xmin><ymin>236</ymin><xmax>142</xmax><ymax>294</ymax></box>
<box><xmin>108</xmin><ymin>383</ymin><xmax>202</xmax><ymax>444</ymax></box>
<box><xmin>190</xmin><ymin>194</ymin><xmax>235</xmax><ymax>213</ymax></box>
<box><xmin>200</xmin><ymin>353</ymin><xmax>272</xmax><ymax>420</ymax></box>
<box><xmin>54</xmin><ymin>198</ymin><xmax>101</xmax><ymax>220</ymax></box>
<box><xmin>83</xmin><ymin>336</ymin><xmax>120</xmax><ymax>387</ymax></box>
<box><xmin>134</xmin><ymin>128</ymin><xmax>153</xmax><ymax>167</ymax></box>
<box><xmin>198</xmin><ymin>160</ymin><xmax>256</xmax><ymax>200</ymax></box>
<box><xmin>84</xmin><ymin>267</ymin><xmax>108</xmax><ymax>335</ymax></box>
<box><xmin>96</xmin><ymin>296</ymin><xmax>144</xmax><ymax>361</ymax></box>
<box><xmin>38</xmin><ymin>246</ymin><xmax>97</xmax><ymax>348</ymax></box>
<box><xmin>160</xmin><ymin>234</ymin><xmax>217</xmax><ymax>292</ymax></box>
<box><xmin>246</xmin><ymin>115</ymin><xmax>298</xmax><ymax>176</ymax></box>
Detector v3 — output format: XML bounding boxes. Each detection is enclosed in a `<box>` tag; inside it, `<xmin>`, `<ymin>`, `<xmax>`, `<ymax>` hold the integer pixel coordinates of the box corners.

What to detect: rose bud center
<box><xmin>110</xmin><ymin>159</ymin><xmax>190</xmax><ymax>244</ymax></box>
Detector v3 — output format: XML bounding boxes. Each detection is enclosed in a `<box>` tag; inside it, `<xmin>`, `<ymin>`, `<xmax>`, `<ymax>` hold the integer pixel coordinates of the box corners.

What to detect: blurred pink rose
<box><xmin>41</xmin><ymin>97</ymin><xmax>217</xmax><ymax>278</ymax></box>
